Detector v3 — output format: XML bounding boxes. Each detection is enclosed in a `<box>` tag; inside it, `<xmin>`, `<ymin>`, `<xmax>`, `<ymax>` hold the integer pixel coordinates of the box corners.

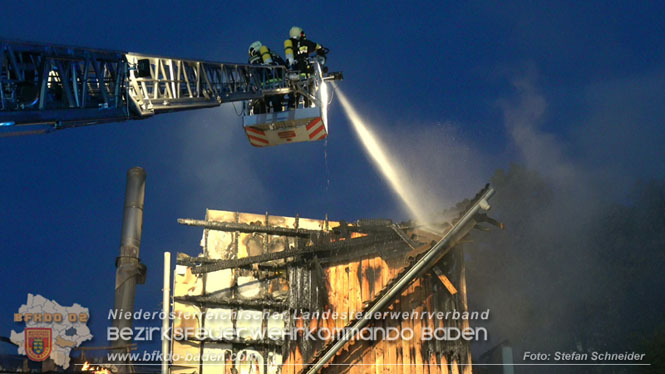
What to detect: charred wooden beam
<box><xmin>311</xmin><ymin>256</ymin><xmax>330</xmax><ymax>308</ymax></box>
<box><xmin>390</xmin><ymin>224</ymin><xmax>418</xmax><ymax>249</ymax></box>
<box><xmin>178</xmin><ymin>218</ymin><xmax>324</xmax><ymax>238</ymax></box>
<box><xmin>182</xmin><ymin>233</ymin><xmax>403</xmax><ymax>274</ymax></box>
<box><xmin>331</xmin><ymin>219</ymin><xmax>413</xmax><ymax>237</ymax></box>
<box><xmin>174</xmin><ymin>295</ymin><xmax>290</xmax><ymax>311</ymax></box>
<box><xmin>317</xmin><ymin>238</ymin><xmax>410</xmax><ymax>267</ymax></box>
<box><xmin>185</xmin><ymin>337</ymin><xmax>284</xmax><ymax>348</ymax></box>
<box><xmin>430</xmin><ymin>266</ymin><xmax>458</xmax><ymax>295</ymax></box>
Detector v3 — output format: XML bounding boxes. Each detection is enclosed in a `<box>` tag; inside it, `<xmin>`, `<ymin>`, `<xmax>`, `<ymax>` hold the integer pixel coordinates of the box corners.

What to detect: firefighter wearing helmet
<box><xmin>247</xmin><ymin>41</ymin><xmax>287</xmax><ymax>113</ymax></box>
<box><xmin>248</xmin><ymin>40</ymin><xmax>285</xmax><ymax>67</ymax></box>
<box><xmin>284</xmin><ymin>26</ymin><xmax>326</xmax><ymax>73</ymax></box>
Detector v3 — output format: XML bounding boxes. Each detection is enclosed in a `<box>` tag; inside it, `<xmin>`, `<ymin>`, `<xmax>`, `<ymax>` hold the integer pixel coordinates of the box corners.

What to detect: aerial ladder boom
<box><xmin>0</xmin><ymin>39</ymin><xmax>339</xmax><ymax>145</ymax></box>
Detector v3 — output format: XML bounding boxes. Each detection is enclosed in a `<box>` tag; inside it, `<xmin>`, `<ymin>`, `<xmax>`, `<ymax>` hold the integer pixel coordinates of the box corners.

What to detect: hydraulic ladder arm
<box><xmin>0</xmin><ymin>39</ymin><xmax>289</xmax><ymax>136</ymax></box>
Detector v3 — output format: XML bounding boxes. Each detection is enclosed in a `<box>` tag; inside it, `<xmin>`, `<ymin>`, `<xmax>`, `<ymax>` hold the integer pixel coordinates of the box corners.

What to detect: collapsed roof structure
<box><xmin>170</xmin><ymin>185</ymin><xmax>499</xmax><ymax>374</ymax></box>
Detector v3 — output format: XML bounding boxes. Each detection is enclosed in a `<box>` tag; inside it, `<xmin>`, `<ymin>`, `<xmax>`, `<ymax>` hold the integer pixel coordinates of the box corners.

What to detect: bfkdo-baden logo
<box><xmin>10</xmin><ymin>294</ymin><xmax>93</xmax><ymax>369</ymax></box>
<box><xmin>25</xmin><ymin>328</ymin><xmax>52</xmax><ymax>361</ymax></box>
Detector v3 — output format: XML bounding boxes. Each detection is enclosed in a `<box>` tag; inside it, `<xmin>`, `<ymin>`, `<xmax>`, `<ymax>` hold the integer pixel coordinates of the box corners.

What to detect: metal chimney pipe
<box><xmin>112</xmin><ymin>167</ymin><xmax>147</xmax><ymax>367</ymax></box>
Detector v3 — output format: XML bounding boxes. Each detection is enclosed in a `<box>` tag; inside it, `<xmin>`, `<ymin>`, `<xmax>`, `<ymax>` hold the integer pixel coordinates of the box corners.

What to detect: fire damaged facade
<box><xmin>170</xmin><ymin>186</ymin><xmax>498</xmax><ymax>374</ymax></box>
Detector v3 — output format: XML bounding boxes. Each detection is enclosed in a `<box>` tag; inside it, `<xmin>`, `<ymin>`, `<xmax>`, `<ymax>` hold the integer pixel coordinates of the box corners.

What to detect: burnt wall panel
<box><xmin>173</xmin><ymin>210</ymin><xmax>475</xmax><ymax>374</ymax></box>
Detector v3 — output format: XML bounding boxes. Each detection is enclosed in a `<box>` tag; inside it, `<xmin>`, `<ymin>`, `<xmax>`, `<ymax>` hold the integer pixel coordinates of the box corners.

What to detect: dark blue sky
<box><xmin>1</xmin><ymin>1</ymin><xmax>664</xmax><ymax>351</ymax></box>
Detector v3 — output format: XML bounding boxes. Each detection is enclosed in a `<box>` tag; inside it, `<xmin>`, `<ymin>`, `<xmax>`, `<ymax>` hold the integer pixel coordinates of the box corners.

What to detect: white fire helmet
<box><xmin>248</xmin><ymin>41</ymin><xmax>262</xmax><ymax>56</ymax></box>
<box><xmin>289</xmin><ymin>26</ymin><xmax>304</xmax><ymax>39</ymax></box>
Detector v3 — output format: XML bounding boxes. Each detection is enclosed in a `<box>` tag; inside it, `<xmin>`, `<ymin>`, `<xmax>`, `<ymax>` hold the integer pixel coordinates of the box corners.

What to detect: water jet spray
<box><xmin>334</xmin><ymin>85</ymin><xmax>431</xmax><ymax>225</ymax></box>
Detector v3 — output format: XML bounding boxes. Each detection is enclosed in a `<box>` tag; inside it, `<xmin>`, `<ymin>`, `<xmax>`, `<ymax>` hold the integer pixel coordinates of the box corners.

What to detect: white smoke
<box><xmin>174</xmin><ymin>104</ymin><xmax>269</xmax><ymax>210</ymax></box>
<box><xmin>335</xmin><ymin>86</ymin><xmax>491</xmax><ymax>224</ymax></box>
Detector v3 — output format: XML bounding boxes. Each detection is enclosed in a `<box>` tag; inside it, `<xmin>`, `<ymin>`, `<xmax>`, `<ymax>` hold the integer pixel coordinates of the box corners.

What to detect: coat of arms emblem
<box><xmin>25</xmin><ymin>328</ymin><xmax>52</xmax><ymax>361</ymax></box>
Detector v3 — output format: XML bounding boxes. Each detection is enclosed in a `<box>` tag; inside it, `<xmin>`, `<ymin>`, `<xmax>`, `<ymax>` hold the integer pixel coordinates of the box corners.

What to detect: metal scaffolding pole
<box><xmin>162</xmin><ymin>252</ymin><xmax>171</xmax><ymax>374</ymax></box>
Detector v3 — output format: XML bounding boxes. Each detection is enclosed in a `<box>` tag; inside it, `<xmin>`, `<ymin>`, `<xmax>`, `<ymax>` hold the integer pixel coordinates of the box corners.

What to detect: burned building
<box><xmin>169</xmin><ymin>186</ymin><xmax>497</xmax><ymax>374</ymax></box>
